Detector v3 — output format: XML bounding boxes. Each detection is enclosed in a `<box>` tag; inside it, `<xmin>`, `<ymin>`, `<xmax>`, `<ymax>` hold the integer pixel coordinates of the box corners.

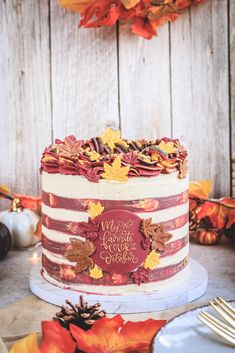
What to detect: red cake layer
<box><xmin>42</xmin><ymin>213</ymin><xmax>188</xmax><ymax>236</ymax></box>
<box><xmin>42</xmin><ymin>190</ymin><xmax>188</xmax><ymax>213</ymax></box>
<box><xmin>42</xmin><ymin>254</ymin><xmax>189</xmax><ymax>287</ymax></box>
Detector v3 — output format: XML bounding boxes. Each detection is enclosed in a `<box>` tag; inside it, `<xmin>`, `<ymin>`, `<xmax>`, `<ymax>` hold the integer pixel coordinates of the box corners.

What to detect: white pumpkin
<box><xmin>0</xmin><ymin>199</ymin><xmax>40</xmax><ymax>248</ymax></box>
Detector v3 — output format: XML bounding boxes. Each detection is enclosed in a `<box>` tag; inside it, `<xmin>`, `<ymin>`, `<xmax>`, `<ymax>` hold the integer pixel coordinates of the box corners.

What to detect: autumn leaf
<box><xmin>158</xmin><ymin>141</ymin><xmax>176</xmax><ymax>154</ymax></box>
<box><xmin>88</xmin><ymin>201</ymin><xmax>104</xmax><ymax>218</ymax></box>
<box><xmin>178</xmin><ymin>159</ymin><xmax>188</xmax><ymax>179</ymax></box>
<box><xmin>101</xmin><ymin>156</ymin><xmax>130</xmax><ymax>182</ymax></box>
<box><xmin>70</xmin><ymin>315</ymin><xmax>166</xmax><ymax>353</ymax></box>
<box><xmin>59</xmin><ymin>0</ymin><xmax>97</xmax><ymax>12</ymax></box>
<box><xmin>89</xmin><ymin>264</ymin><xmax>103</xmax><ymax>279</ymax></box>
<box><xmin>100</xmin><ymin>128</ymin><xmax>122</xmax><ymax>150</ymax></box>
<box><xmin>141</xmin><ymin>218</ymin><xmax>160</xmax><ymax>238</ymax></box>
<box><xmin>122</xmin><ymin>0</ymin><xmax>140</xmax><ymax>9</ymax></box>
<box><xmin>65</xmin><ymin>239</ymin><xmax>95</xmax><ymax>273</ymax></box>
<box><xmin>10</xmin><ymin>333</ymin><xmax>41</xmax><ymax>353</ymax></box>
<box><xmin>189</xmin><ymin>180</ymin><xmax>213</xmax><ymax>199</ymax></box>
<box><xmin>40</xmin><ymin>321</ymin><xmax>76</xmax><ymax>353</ymax></box>
<box><xmin>144</xmin><ymin>250</ymin><xmax>160</xmax><ymax>270</ymax></box>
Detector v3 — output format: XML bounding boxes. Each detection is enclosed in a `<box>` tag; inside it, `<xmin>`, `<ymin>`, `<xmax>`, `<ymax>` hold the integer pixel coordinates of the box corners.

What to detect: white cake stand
<box><xmin>29</xmin><ymin>259</ymin><xmax>208</xmax><ymax>314</ymax></box>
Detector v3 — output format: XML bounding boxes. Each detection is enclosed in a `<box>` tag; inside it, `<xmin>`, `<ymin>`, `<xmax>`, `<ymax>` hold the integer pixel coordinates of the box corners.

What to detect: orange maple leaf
<box><xmin>40</xmin><ymin>321</ymin><xmax>76</xmax><ymax>353</ymax></box>
<box><xmin>70</xmin><ymin>315</ymin><xmax>166</xmax><ymax>353</ymax></box>
<box><xmin>101</xmin><ymin>156</ymin><xmax>130</xmax><ymax>182</ymax></box>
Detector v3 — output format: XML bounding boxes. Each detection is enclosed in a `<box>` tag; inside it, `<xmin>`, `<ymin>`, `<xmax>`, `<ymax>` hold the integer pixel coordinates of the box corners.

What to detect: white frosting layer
<box><xmin>42</xmin><ymin>263</ymin><xmax>190</xmax><ymax>295</ymax></box>
<box><xmin>42</xmin><ymin>202</ymin><xmax>188</xmax><ymax>224</ymax></box>
<box><xmin>42</xmin><ymin>171</ymin><xmax>188</xmax><ymax>200</ymax></box>
<box><xmin>42</xmin><ymin>223</ymin><xmax>189</xmax><ymax>244</ymax></box>
<box><xmin>42</xmin><ymin>244</ymin><xmax>189</xmax><ymax>270</ymax></box>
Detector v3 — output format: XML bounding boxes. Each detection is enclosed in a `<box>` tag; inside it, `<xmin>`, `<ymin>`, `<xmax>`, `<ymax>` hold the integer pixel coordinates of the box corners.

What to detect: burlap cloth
<box><xmin>0</xmin><ymin>294</ymin><xmax>209</xmax><ymax>353</ymax></box>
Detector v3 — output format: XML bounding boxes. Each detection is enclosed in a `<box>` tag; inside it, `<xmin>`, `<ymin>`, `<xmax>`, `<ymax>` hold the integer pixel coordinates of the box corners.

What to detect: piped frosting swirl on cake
<box><xmin>40</xmin><ymin>128</ymin><xmax>188</xmax><ymax>182</ymax></box>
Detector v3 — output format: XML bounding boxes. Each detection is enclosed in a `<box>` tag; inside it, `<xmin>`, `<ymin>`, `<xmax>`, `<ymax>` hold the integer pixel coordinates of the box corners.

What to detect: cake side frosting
<box><xmin>41</xmin><ymin>171</ymin><xmax>189</xmax><ymax>289</ymax></box>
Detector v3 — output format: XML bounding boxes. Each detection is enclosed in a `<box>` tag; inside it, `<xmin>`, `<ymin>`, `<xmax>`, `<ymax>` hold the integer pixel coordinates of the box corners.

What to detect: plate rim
<box><xmin>150</xmin><ymin>299</ymin><xmax>235</xmax><ymax>353</ymax></box>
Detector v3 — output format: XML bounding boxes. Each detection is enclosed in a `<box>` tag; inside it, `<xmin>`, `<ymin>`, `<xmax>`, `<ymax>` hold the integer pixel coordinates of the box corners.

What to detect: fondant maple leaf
<box><xmin>141</xmin><ymin>218</ymin><xmax>160</xmax><ymax>238</ymax></box>
<box><xmin>88</xmin><ymin>201</ymin><xmax>104</xmax><ymax>218</ymax></box>
<box><xmin>151</xmin><ymin>225</ymin><xmax>172</xmax><ymax>252</ymax></box>
<box><xmin>144</xmin><ymin>250</ymin><xmax>160</xmax><ymax>270</ymax></box>
<box><xmin>101</xmin><ymin>156</ymin><xmax>130</xmax><ymax>182</ymax></box>
<box><xmin>158</xmin><ymin>140</ymin><xmax>176</xmax><ymax>154</ymax></box>
<box><xmin>56</xmin><ymin>135</ymin><xmax>83</xmax><ymax>157</ymax></box>
<box><xmin>178</xmin><ymin>159</ymin><xmax>188</xmax><ymax>179</ymax></box>
<box><xmin>89</xmin><ymin>264</ymin><xmax>103</xmax><ymax>279</ymax></box>
<box><xmin>65</xmin><ymin>239</ymin><xmax>95</xmax><ymax>273</ymax></box>
<box><xmin>100</xmin><ymin>128</ymin><xmax>122</xmax><ymax>150</ymax></box>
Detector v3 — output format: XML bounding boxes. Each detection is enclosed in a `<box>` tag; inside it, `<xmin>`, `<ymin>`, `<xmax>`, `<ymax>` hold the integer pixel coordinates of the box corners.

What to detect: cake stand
<box><xmin>30</xmin><ymin>259</ymin><xmax>208</xmax><ymax>314</ymax></box>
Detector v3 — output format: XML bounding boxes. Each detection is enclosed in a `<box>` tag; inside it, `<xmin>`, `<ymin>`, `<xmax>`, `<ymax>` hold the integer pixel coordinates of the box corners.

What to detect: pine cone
<box><xmin>54</xmin><ymin>296</ymin><xmax>106</xmax><ymax>331</ymax></box>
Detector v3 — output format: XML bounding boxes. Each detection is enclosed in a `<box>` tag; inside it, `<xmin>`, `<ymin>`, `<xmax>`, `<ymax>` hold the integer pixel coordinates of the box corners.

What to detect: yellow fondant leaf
<box><xmin>88</xmin><ymin>201</ymin><xmax>105</xmax><ymax>218</ymax></box>
<box><xmin>122</xmin><ymin>0</ymin><xmax>140</xmax><ymax>9</ymax></box>
<box><xmin>86</xmin><ymin>150</ymin><xmax>101</xmax><ymax>161</ymax></box>
<box><xmin>10</xmin><ymin>333</ymin><xmax>41</xmax><ymax>353</ymax></box>
<box><xmin>144</xmin><ymin>250</ymin><xmax>160</xmax><ymax>270</ymax></box>
<box><xmin>100</xmin><ymin>128</ymin><xmax>122</xmax><ymax>150</ymax></box>
<box><xmin>89</xmin><ymin>264</ymin><xmax>103</xmax><ymax>279</ymax></box>
<box><xmin>158</xmin><ymin>141</ymin><xmax>176</xmax><ymax>154</ymax></box>
<box><xmin>101</xmin><ymin>156</ymin><xmax>130</xmax><ymax>182</ymax></box>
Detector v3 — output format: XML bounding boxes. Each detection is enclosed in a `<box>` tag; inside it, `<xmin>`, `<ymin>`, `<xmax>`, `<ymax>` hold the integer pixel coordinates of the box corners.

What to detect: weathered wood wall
<box><xmin>0</xmin><ymin>0</ymin><xmax>234</xmax><ymax>208</ymax></box>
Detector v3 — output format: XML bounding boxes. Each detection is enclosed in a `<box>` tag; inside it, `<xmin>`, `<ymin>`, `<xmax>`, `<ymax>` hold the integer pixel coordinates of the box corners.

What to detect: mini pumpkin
<box><xmin>197</xmin><ymin>229</ymin><xmax>220</xmax><ymax>245</ymax></box>
<box><xmin>0</xmin><ymin>198</ymin><xmax>40</xmax><ymax>248</ymax></box>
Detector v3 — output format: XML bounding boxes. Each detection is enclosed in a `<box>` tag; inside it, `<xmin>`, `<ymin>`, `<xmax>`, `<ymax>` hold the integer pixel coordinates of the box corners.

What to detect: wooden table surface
<box><xmin>0</xmin><ymin>239</ymin><xmax>234</xmax><ymax>309</ymax></box>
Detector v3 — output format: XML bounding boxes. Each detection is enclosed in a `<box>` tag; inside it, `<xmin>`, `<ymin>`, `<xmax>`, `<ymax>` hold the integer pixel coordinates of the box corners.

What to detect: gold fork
<box><xmin>198</xmin><ymin>297</ymin><xmax>235</xmax><ymax>346</ymax></box>
<box><xmin>209</xmin><ymin>297</ymin><xmax>235</xmax><ymax>328</ymax></box>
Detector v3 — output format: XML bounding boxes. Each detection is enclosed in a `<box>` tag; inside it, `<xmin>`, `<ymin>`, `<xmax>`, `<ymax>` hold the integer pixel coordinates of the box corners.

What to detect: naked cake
<box><xmin>40</xmin><ymin>128</ymin><xmax>189</xmax><ymax>294</ymax></box>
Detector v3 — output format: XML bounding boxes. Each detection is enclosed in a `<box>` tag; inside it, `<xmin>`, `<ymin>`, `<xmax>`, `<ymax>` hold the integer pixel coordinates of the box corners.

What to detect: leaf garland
<box><xmin>59</xmin><ymin>0</ymin><xmax>207</xmax><ymax>40</ymax></box>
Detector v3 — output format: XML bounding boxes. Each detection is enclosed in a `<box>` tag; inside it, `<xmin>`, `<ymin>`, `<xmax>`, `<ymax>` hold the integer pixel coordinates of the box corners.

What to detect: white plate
<box><xmin>152</xmin><ymin>301</ymin><xmax>235</xmax><ymax>353</ymax></box>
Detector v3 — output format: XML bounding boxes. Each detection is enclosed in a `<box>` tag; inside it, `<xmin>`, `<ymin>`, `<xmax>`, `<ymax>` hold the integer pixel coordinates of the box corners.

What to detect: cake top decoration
<box><xmin>41</xmin><ymin>128</ymin><xmax>188</xmax><ymax>182</ymax></box>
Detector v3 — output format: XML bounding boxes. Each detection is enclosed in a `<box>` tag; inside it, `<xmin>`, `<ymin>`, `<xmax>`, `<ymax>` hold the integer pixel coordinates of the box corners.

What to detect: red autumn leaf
<box><xmin>70</xmin><ymin>314</ymin><xmax>166</xmax><ymax>353</ymax></box>
<box><xmin>40</xmin><ymin>321</ymin><xmax>76</xmax><ymax>353</ymax></box>
<box><xmin>131</xmin><ymin>17</ymin><xmax>156</xmax><ymax>40</ymax></box>
<box><xmin>14</xmin><ymin>194</ymin><xmax>42</xmax><ymax>213</ymax></box>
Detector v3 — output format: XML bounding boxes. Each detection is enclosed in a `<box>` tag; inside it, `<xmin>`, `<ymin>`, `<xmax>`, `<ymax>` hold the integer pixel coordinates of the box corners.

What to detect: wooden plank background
<box><xmin>0</xmin><ymin>0</ymin><xmax>234</xmax><ymax>209</ymax></box>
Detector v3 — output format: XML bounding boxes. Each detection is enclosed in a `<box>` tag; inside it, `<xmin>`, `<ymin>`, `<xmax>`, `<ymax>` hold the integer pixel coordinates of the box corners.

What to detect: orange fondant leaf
<box><xmin>89</xmin><ymin>264</ymin><xmax>103</xmax><ymax>279</ymax></box>
<box><xmin>158</xmin><ymin>141</ymin><xmax>176</xmax><ymax>154</ymax></box>
<box><xmin>100</xmin><ymin>128</ymin><xmax>122</xmax><ymax>150</ymax></box>
<box><xmin>101</xmin><ymin>156</ymin><xmax>129</xmax><ymax>182</ymax></box>
<box><xmin>189</xmin><ymin>180</ymin><xmax>213</xmax><ymax>199</ymax></box>
<box><xmin>70</xmin><ymin>315</ymin><xmax>166</xmax><ymax>353</ymax></box>
<box><xmin>144</xmin><ymin>250</ymin><xmax>160</xmax><ymax>270</ymax></box>
<box><xmin>88</xmin><ymin>201</ymin><xmax>104</xmax><ymax>218</ymax></box>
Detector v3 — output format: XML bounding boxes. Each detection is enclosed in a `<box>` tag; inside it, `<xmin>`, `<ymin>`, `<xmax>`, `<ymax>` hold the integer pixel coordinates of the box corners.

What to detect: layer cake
<box><xmin>40</xmin><ymin>129</ymin><xmax>189</xmax><ymax>294</ymax></box>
